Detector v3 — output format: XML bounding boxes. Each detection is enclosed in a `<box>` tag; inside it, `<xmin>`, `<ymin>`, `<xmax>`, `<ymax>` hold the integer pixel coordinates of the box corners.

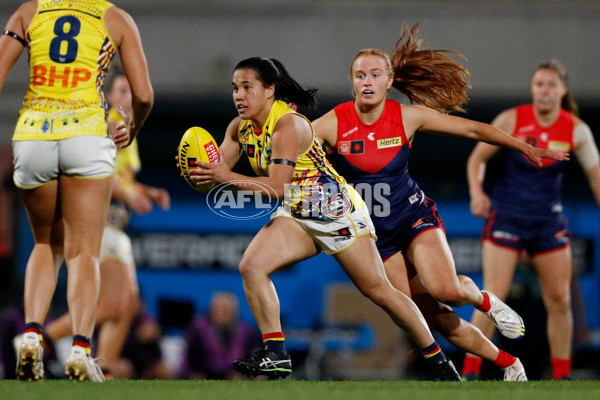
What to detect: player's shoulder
<box><xmin>498</xmin><ymin>107</ymin><xmax>518</xmax><ymax>120</ymax></box>
<box><xmin>104</xmin><ymin>3</ymin><xmax>137</xmax><ymax>41</ymax></box>
<box><xmin>572</xmin><ymin>114</ymin><xmax>587</xmax><ymax>128</ymax></box>
<box><xmin>277</xmin><ymin>111</ymin><xmax>311</xmax><ymax>132</ymax></box>
<box><xmin>493</xmin><ymin>107</ymin><xmax>517</xmax><ymax>125</ymax></box>
<box><xmin>13</xmin><ymin>1</ymin><xmax>37</xmax><ymax>23</ymax></box>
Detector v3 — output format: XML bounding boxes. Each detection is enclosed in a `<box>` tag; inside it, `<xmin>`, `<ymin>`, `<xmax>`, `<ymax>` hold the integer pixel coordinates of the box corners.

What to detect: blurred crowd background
<box><xmin>1</xmin><ymin>0</ymin><xmax>599</xmax><ymax>380</ymax></box>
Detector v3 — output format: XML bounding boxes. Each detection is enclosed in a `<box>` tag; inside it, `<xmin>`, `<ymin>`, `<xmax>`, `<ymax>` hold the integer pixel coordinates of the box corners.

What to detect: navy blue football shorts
<box><xmin>482</xmin><ymin>210</ymin><xmax>572</xmax><ymax>256</ymax></box>
<box><xmin>375</xmin><ymin>191</ymin><xmax>445</xmax><ymax>261</ymax></box>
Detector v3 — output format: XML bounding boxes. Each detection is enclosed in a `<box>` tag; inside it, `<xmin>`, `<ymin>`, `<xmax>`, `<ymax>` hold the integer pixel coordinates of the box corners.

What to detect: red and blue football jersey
<box><xmin>327</xmin><ymin>100</ymin><xmax>438</xmax><ymax>256</ymax></box>
<box><xmin>491</xmin><ymin>105</ymin><xmax>574</xmax><ymax>219</ymax></box>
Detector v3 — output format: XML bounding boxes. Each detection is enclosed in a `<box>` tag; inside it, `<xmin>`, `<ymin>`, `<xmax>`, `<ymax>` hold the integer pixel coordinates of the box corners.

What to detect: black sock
<box><xmin>421</xmin><ymin>342</ymin><xmax>447</xmax><ymax>364</ymax></box>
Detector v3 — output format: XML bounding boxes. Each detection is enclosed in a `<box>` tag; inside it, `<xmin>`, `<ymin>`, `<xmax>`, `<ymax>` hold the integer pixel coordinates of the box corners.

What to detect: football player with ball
<box><xmin>179</xmin><ymin>56</ymin><xmax>462</xmax><ymax>381</ymax></box>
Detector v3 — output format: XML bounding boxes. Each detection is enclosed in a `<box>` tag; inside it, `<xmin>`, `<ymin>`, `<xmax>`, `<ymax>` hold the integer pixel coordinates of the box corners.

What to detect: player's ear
<box><xmin>266</xmin><ymin>84</ymin><xmax>275</xmax><ymax>100</ymax></box>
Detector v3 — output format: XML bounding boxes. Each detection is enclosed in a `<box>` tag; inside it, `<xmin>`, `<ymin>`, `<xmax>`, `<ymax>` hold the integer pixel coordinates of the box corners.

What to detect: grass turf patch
<box><xmin>0</xmin><ymin>379</ymin><xmax>598</xmax><ymax>400</ymax></box>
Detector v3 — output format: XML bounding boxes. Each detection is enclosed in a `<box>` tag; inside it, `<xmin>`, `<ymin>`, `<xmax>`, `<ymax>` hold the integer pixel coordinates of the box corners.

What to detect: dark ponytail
<box><xmin>234</xmin><ymin>57</ymin><xmax>318</xmax><ymax>109</ymax></box>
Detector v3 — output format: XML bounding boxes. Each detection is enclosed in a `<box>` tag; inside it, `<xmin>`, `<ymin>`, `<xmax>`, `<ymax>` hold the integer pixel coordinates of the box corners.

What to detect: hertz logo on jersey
<box><xmin>548</xmin><ymin>140</ymin><xmax>571</xmax><ymax>152</ymax></box>
<box><xmin>377</xmin><ymin>137</ymin><xmax>402</xmax><ymax>149</ymax></box>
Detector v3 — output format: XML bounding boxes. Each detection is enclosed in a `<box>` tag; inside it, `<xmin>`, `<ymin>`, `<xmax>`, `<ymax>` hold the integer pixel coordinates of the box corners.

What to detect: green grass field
<box><xmin>0</xmin><ymin>380</ymin><xmax>598</xmax><ymax>400</ymax></box>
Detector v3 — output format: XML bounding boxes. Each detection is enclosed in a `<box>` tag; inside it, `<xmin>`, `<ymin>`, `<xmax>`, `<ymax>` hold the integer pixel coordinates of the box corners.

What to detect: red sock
<box><xmin>262</xmin><ymin>332</ymin><xmax>286</xmax><ymax>356</ymax></box>
<box><xmin>462</xmin><ymin>355</ymin><xmax>483</xmax><ymax>375</ymax></box>
<box><xmin>262</xmin><ymin>332</ymin><xmax>285</xmax><ymax>341</ymax></box>
<box><xmin>494</xmin><ymin>350</ymin><xmax>517</xmax><ymax>369</ymax></box>
<box><xmin>551</xmin><ymin>358</ymin><xmax>571</xmax><ymax>380</ymax></box>
<box><xmin>476</xmin><ymin>292</ymin><xmax>491</xmax><ymax>313</ymax></box>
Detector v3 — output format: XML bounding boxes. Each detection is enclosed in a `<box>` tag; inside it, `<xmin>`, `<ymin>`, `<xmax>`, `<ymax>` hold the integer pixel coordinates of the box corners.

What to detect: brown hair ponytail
<box><xmin>383</xmin><ymin>22</ymin><xmax>471</xmax><ymax>113</ymax></box>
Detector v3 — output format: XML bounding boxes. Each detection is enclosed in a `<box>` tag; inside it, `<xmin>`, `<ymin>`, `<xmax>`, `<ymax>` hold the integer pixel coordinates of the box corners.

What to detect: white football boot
<box><xmin>503</xmin><ymin>358</ymin><xmax>528</xmax><ymax>381</ymax></box>
<box><xmin>65</xmin><ymin>347</ymin><xmax>105</xmax><ymax>382</ymax></box>
<box><xmin>482</xmin><ymin>290</ymin><xmax>525</xmax><ymax>339</ymax></box>
<box><xmin>15</xmin><ymin>332</ymin><xmax>45</xmax><ymax>381</ymax></box>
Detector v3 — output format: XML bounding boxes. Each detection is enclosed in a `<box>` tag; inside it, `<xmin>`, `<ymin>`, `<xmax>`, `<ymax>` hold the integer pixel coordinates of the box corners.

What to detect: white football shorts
<box><xmin>100</xmin><ymin>225</ymin><xmax>136</xmax><ymax>270</ymax></box>
<box><xmin>271</xmin><ymin>204</ymin><xmax>377</xmax><ymax>254</ymax></box>
<box><xmin>12</xmin><ymin>136</ymin><xmax>116</xmax><ymax>189</ymax></box>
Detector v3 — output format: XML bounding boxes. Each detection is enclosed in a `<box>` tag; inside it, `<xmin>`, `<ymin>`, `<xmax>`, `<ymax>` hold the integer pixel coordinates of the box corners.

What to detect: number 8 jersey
<box><xmin>13</xmin><ymin>0</ymin><xmax>117</xmax><ymax>141</ymax></box>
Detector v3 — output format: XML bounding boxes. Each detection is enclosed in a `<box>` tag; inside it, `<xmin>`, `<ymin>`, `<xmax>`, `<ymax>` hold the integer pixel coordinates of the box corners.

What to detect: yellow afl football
<box><xmin>178</xmin><ymin>127</ymin><xmax>220</xmax><ymax>192</ymax></box>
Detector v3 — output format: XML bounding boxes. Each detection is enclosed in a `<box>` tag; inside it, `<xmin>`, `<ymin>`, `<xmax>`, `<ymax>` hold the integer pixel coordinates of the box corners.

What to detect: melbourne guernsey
<box><xmin>491</xmin><ymin>105</ymin><xmax>574</xmax><ymax>219</ymax></box>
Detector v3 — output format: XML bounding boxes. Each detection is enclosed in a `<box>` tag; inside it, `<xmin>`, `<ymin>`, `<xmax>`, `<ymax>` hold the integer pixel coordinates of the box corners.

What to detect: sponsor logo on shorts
<box><xmin>492</xmin><ymin>230</ymin><xmax>519</xmax><ymax>242</ymax></box>
<box><xmin>246</xmin><ymin>144</ymin><xmax>255</xmax><ymax>157</ymax></box>
<box><xmin>412</xmin><ymin>218</ymin><xmax>434</xmax><ymax>229</ymax></box>
<box><xmin>377</xmin><ymin>137</ymin><xmax>402</xmax><ymax>149</ymax></box>
<box><xmin>320</xmin><ymin>192</ymin><xmax>352</xmax><ymax>219</ymax></box>
<box><xmin>333</xmin><ymin>227</ymin><xmax>353</xmax><ymax>242</ymax></box>
<box><xmin>554</xmin><ymin>230</ymin><xmax>570</xmax><ymax>245</ymax></box>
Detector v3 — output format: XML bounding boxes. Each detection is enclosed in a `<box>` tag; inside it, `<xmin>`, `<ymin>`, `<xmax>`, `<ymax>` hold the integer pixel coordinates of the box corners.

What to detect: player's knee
<box><xmin>63</xmin><ymin>246</ymin><xmax>99</xmax><ymax>265</ymax></box>
<box><xmin>544</xmin><ymin>290</ymin><xmax>571</xmax><ymax>313</ymax></box>
<box><xmin>429</xmin><ymin>285</ymin><xmax>462</xmax><ymax>306</ymax></box>
<box><xmin>424</xmin><ymin>304</ymin><xmax>459</xmax><ymax>336</ymax></box>
<box><xmin>434</xmin><ymin>315</ymin><xmax>466</xmax><ymax>340</ymax></box>
<box><xmin>359</xmin><ymin>282</ymin><xmax>390</xmax><ymax>307</ymax></box>
<box><xmin>238</xmin><ymin>254</ymin><xmax>261</xmax><ymax>280</ymax></box>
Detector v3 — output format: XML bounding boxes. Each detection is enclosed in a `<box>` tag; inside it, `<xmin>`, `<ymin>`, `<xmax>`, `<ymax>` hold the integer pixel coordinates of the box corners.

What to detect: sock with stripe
<box><xmin>551</xmin><ymin>358</ymin><xmax>571</xmax><ymax>380</ymax></box>
<box><xmin>475</xmin><ymin>291</ymin><xmax>491</xmax><ymax>313</ymax></box>
<box><xmin>262</xmin><ymin>332</ymin><xmax>287</xmax><ymax>356</ymax></box>
<box><xmin>494</xmin><ymin>349</ymin><xmax>517</xmax><ymax>369</ymax></box>
<box><xmin>24</xmin><ymin>322</ymin><xmax>45</xmax><ymax>345</ymax></box>
<box><xmin>72</xmin><ymin>335</ymin><xmax>92</xmax><ymax>355</ymax></box>
<box><xmin>462</xmin><ymin>354</ymin><xmax>483</xmax><ymax>375</ymax></box>
<box><xmin>101</xmin><ymin>367</ymin><xmax>113</xmax><ymax>379</ymax></box>
<box><xmin>421</xmin><ymin>342</ymin><xmax>446</xmax><ymax>364</ymax></box>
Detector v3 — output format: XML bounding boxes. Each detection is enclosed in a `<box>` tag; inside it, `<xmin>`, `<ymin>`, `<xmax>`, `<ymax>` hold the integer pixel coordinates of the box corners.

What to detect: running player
<box><xmin>44</xmin><ymin>69</ymin><xmax>169</xmax><ymax>379</ymax></box>
<box><xmin>312</xmin><ymin>23</ymin><xmax>567</xmax><ymax>381</ymax></box>
<box><xmin>1</xmin><ymin>0</ymin><xmax>153</xmax><ymax>381</ymax></box>
<box><xmin>184</xmin><ymin>57</ymin><xmax>461</xmax><ymax>381</ymax></box>
<box><xmin>463</xmin><ymin>59</ymin><xmax>600</xmax><ymax>380</ymax></box>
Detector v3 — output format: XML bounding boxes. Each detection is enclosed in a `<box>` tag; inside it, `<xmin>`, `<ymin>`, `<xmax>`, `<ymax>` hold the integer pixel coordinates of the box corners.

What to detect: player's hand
<box><xmin>149</xmin><ymin>187</ymin><xmax>171</xmax><ymax>211</ymax></box>
<box><xmin>112</xmin><ymin>106</ymin><xmax>133</xmax><ymax>149</ymax></box>
<box><xmin>470</xmin><ymin>191</ymin><xmax>491</xmax><ymax>219</ymax></box>
<box><xmin>126</xmin><ymin>189</ymin><xmax>153</xmax><ymax>215</ymax></box>
<box><xmin>525</xmin><ymin>146</ymin><xmax>570</xmax><ymax>167</ymax></box>
<box><xmin>175</xmin><ymin>147</ymin><xmax>183</xmax><ymax>175</ymax></box>
<box><xmin>190</xmin><ymin>158</ymin><xmax>232</xmax><ymax>186</ymax></box>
